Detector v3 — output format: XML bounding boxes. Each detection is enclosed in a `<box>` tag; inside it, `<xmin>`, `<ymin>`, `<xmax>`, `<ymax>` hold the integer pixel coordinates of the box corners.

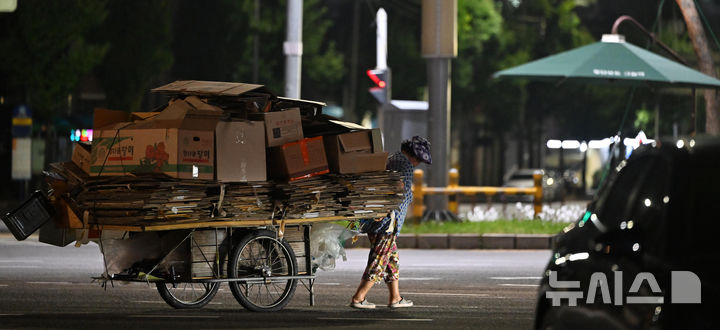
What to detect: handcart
<box><xmin>88</xmin><ymin>216</ymin><xmax>368</xmax><ymax>312</ymax></box>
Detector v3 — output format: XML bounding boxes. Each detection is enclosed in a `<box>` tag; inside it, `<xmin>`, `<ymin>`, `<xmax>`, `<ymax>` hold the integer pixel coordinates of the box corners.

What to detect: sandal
<box><xmin>350</xmin><ymin>299</ymin><xmax>376</xmax><ymax>309</ymax></box>
<box><xmin>388</xmin><ymin>297</ymin><xmax>413</xmax><ymax>308</ymax></box>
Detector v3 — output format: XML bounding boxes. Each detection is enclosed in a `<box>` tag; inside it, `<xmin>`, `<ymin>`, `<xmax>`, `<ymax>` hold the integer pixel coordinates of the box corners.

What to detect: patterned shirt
<box><xmin>386</xmin><ymin>151</ymin><xmax>415</xmax><ymax>234</ymax></box>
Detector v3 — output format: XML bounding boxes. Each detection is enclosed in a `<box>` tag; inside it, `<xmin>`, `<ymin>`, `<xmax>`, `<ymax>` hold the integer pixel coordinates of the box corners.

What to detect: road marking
<box><xmin>129</xmin><ymin>315</ymin><xmax>221</xmax><ymax>319</ymax></box>
<box><xmin>317</xmin><ymin>283</ymin><xmax>341</xmax><ymax>285</ymax></box>
<box><xmin>2</xmin><ymin>266</ymin><xmax>41</xmax><ymax>269</ymax></box>
<box><xmin>499</xmin><ymin>284</ymin><xmax>540</xmax><ymax>287</ymax></box>
<box><xmin>0</xmin><ymin>284</ymin><xmax>8</xmax><ymax>287</ymax></box>
<box><xmin>490</xmin><ymin>276</ymin><xmax>542</xmax><ymax>280</ymax></box>
<box><xmin>0</xmin><ymin>260</ymin><xmax>43</xmax><ymax>263</ymax></box>
<box><xmin>319</xmin><ymin>317</ymin><xmax>432</xmax><ymax>322</ymax></box>
<box><xmin>136</xmin><ymin>300</ymin><xmax>222</xmax><ymax>305</ymax></box>
<box><xmin>0</xmin><ymin>313</ymin><xmax>24</xmax><ymax>316</ymax></box>
<box><xmin>403</xmin><ymin>292</ymin><xmax>489</xmax><ymax>297</ymax></box>
<box><xmin>27</xmin><ymin>281</ymin><xmax>75</xmax><ymax>285</ymax></box>
<box><xmin>401</xmin><ymin>277</ymin><xmax>440</xmax><ymax>281</ymax></box>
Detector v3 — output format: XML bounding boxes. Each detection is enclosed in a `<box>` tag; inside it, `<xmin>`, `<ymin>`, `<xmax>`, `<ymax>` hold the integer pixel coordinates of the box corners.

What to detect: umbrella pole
<box><xmin>691</xmin><ymin>87</ymin><xmax>697</xmax><ymax>136</ymax></box>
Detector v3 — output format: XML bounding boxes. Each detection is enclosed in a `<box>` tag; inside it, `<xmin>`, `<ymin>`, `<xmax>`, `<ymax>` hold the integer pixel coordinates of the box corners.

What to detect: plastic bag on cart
<box><xmin>310</xmin><ymin>223</ymin><xmax>358</xmax><ymax>271</ymax></box>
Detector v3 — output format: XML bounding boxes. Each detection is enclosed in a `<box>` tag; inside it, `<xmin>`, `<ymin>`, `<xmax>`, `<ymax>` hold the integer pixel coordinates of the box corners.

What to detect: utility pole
<box><xmin>421</xmin><ymin>0</ymin><xmax>457</xmax><ymax>220</ymax></box>
<box><xmin>284</xmin><ymin>0</ymin><xmax>303</xmax><ymax>98</ymax></box>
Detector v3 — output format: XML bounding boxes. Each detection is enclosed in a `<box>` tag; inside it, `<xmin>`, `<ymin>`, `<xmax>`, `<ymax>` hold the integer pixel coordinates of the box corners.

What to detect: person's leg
<box><xmin>352</xmin><ymin>279</ymin><xmax>375</xmax><ymax>303</ymax></box>
<box><xmin>386</xmin><ymin>279</ymin><xmax>401</xmax><ymax>305</ymax></box>
<box><xmin>383</xmin><ymin>239</ymin><xmax>401</xmax><ymax>304</ymax></box>
<box><xmin>351</xmin><ymin>234</ymin><xmax>386</xmax><ymax>303</ymax></box>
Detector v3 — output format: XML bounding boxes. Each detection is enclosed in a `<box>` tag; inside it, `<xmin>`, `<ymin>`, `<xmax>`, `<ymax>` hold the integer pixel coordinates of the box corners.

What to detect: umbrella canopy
<box><xmin>494</xmin><ymin>34</ymin><xmax>720</xmax><ymax>89</ymax></box>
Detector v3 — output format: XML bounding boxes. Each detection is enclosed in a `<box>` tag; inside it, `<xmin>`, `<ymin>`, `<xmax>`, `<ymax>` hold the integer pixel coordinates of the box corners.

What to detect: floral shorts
<box><xmin>362</xmin><ymin>233</ymin><xmax>399</xmax><ymax>283</ymax></box>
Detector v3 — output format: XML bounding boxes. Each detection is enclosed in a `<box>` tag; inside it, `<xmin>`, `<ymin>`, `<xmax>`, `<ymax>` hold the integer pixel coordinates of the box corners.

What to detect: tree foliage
<box><xmin>0</xmin><ymin>0</ymin><xmax>108</xmax><ymax>116</ymax></box>
<box><xmin>98</xmin><ymin>0</ymin><xmax>173</xmax><ymax>112</ymax></box>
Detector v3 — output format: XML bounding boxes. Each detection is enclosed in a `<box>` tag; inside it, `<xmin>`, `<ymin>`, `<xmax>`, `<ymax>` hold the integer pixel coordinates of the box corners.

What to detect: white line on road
<box><xmin>129</xmin><ymin>315</ymin><xmax>221</xmax><ymax>319</ymax></box>
<box><xmin>404</xmin><ymin>292</ymin><xmax>490</xmax><ymax>297</ymax></box>
<box><xmin>27</xmin><ymin>281</ymin><xmax>75</xmax><ymax>285</ymax></box>
<box><xmin>136</xmin><ymin>301</ymin><xmax>222</xmax><ymax>305</ymax></box>
<box><xmin>0</xmin><ymin>284</ymin><xmax>8</xmax><ymax>287</ymax></box>
<box><xmin>317</xmin><ymin>283</ymin><xmax>341</xmax><ymax>285</ymax></box>
<box><xmin>0</xmin><ymin>260</ymin><xmax>43</xmax><ymax>263</ymax></box>
<box><xmin>490</xmin><ymin>276</ymin><xmax>542</xmax><ymax>280</ymax></box>
<box><xmin>401</xmin><ymin>277</ymin><xmax>440</xmax><ymax>281</ymax></box>
<box><xmin>499</xmin><ymin>284</ymin><xmax>540</xmax><ymax>287</ymax></box>
<box><xmin>0</xmin><ymin>313</ymin><xmax>24</xmax><ymax>316</ymax></box>
<box><xmin>318</xmin><ymin>317</ymin><xmax>433</xmax><ymax>322</ymax></box>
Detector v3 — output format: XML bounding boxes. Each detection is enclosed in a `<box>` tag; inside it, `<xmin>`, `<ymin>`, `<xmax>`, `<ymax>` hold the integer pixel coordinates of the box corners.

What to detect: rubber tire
<box><xmin>228</xmin><ymin>230</ymin><xmax>297</xmax><ymax>312</ymax></box>
<box><xmin>156</xmin><ymin>281</ymin><xmax>220</xmax><ymax>309</ymax></box>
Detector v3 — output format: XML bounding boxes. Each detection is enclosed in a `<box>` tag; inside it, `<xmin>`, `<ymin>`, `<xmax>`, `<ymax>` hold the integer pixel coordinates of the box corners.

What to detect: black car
<box><xmin>534</xmin><ymin>136</ymin><xmax>720</xmax><ymax>330</ymax></box>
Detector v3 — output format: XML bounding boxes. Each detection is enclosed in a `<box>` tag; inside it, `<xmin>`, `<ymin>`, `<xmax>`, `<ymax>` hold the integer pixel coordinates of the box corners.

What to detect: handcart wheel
<box><xmin>156</xmin><ymin>281</ymin><xmax>220</xmax><ymax>309</ymax></box>
<box><xmin>228</xmin><ymin>229</ymin><xmax>298</xmax><ymax>312</ymax></box>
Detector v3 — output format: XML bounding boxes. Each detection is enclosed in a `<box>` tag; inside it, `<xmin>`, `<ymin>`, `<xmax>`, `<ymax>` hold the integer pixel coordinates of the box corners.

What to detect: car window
<box><xmin>594</xmin><ymin>152</ymin><xmax>671</xmax><ymax>253</ymax></box>
<box><xmin>596</xmin><ymin>156</ymin><xmax>655</xmax><ymax>228</ymax></box>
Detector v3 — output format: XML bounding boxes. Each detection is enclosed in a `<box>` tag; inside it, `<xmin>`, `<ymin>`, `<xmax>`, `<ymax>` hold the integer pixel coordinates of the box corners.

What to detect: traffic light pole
<box><xmin>421</xmin><ymin>0</ymin><xmax>457</xmax><ymax>221</ymax></box>
<box><xmin>284</xmin><ymin>0</ymin><xmax>303</xmax><ymax>99</ymax></box>
<box><xmin>424</xmin><ymin>57</ymin><xmax>458</xmax><ymax>221</ymax></box>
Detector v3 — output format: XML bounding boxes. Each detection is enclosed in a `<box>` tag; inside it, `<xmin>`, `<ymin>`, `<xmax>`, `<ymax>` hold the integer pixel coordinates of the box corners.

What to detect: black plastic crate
<box><xmin>2</xmin><ymin>191</ymin><xmax>55</xmax><ymax>241</ymax></box>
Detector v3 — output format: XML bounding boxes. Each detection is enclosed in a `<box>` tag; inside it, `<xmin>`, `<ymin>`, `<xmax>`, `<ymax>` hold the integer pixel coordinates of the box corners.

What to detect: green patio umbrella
<box><xmin>494</xmin><ymin>34</ymin><xmax>720</xmax><ymax>89</ymax></box>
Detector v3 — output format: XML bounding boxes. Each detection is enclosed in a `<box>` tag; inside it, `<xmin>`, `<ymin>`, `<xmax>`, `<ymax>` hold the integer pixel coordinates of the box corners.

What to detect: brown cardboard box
<box><xmin>268</xmin><ymin>137</ymin><xmax>329</xmax><ymax>180</ymax></box>
<box><xmin>215</xmin><ymin>120</ymin><xmax>266</xmax><ymax>182</ymax></box>
<box><xmin>249</xmin><ymin>108</ymin><xmax>303</xmax><ymax>147</ymax></box>
<box><xmin>71</xmin><ymin>142</ymin><xmax>92</xmax><ymax>174</ymax></box>
<box><xmin>323</xmin><ymin>129</ymin><xmax>388</xmax><ymax>174</ymax></box>
<box><xmin>90</xmin><ymin>99</ymin><xmax>221</xmax><ymax>179</ymax></box>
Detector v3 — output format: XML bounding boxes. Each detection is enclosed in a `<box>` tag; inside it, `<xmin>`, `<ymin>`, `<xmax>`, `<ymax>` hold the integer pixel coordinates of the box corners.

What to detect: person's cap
<box><xmin>404</xmin><ymin>136</ymin><xmax>432</xmax><ymax>164</ymax></box>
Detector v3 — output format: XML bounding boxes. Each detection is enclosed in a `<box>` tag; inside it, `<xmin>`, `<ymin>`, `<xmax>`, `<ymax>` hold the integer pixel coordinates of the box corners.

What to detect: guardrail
<box><xmin>411</xmin><ymin>169</ymin><xmax>543</xmax><ymax>219</ymax></box>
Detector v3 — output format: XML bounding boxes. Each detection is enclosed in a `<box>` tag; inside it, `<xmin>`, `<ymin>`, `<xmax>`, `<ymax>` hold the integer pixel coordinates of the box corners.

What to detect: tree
<box><xmin>675</xmin><ymin>0</ymin><xmax>720</xmax><ymax>134</ymax></box>
<box><xmin>0</xmin><ymin>0</ymin><xmax>108</xmax><ymax>118</ymax></box>
<box><xmin>98</xmin><ymin>0</ymin><xmax>174</xmax><ymax>112</ymax></box>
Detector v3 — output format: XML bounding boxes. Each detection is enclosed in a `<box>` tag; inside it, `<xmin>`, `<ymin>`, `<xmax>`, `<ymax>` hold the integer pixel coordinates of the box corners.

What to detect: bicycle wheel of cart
<box><xmin>228</xmin><ymin>230</ymin><xmax>298</xmax><ymax>312</ymax></box>
<box><xmin>156</xmin><ymin>281</ymin><xmax>220</xmax><ymax>309</ymax></box>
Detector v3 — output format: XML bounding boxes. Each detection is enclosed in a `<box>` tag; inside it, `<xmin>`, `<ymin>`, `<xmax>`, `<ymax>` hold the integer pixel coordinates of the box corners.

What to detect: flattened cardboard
<box><xmin>71</xmin><ymin>142</ymin><xmax>92</xmax><ymax>174</ymax></box>
<box><xmin>323</xmin><ymin>129</ymin><xmax>388</xmax><ymax>174</ymax></box>
<box><xmin>269</xmin><ymin>137</ymin><xmax>328</xmax><ymax>180</ymax></box>
<box><xmin>152</xmin><ymin>80</ymin><xmax>274</xmax><ymax>97</ymax></box>
<box><xmin>93</xmin><ymin>108</ymin><xmax>129</xmax><ymax>130</ymax></box>
<box><xmin>215</xmin><ymin>121</ymin><xmax>266</xmax><ymax>182</ymax></box>
<box><xmin>130</xmin><ymin>112</ymin><xmax>160</xmax><ymax>121</ymax></box>
<box><xmin>136</xmin><ymin>98</ymin><xmax>222</xmax><ymax>130</ymax></box>
<box><xmin>249</xmin><ymin>108</ymin><xmax>303</xmax><ymax>147</ymax></box>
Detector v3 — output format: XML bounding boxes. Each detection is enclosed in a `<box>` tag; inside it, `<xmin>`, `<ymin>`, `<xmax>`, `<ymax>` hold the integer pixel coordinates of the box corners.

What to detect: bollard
<box><xmin>412</xmin><ymin>169</ymin><xmax>424</xmax><ymax>223</ymax></box>
<box><xmin>532</xmin><ymin>171</ymin><xmax>543</xmax><ymax>218</ymax></box>
<box><xmin>448</xmin><ymin>168</ymin><xmax>459</xmax><ymax>214</ymax></box>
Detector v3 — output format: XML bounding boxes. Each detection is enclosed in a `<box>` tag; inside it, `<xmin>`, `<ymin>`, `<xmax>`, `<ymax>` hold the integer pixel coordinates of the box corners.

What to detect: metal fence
<box><xmin>411</xmin><ymin>168</ymin><xmax>543</xmax><ymax>219</ymax></box>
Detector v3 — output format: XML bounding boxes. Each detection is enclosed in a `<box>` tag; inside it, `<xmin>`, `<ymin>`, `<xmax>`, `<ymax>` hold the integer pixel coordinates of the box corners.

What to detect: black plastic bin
<box><xmin>1</xmin><ymin>191</ymin><xmax>55</xmax><ymax>241</ymax></box>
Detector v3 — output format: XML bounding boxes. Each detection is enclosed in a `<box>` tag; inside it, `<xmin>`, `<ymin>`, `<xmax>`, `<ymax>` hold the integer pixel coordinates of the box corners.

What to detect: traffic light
<box><xmin>367</xmin><ymin>68</ymin><xmax>391</xmax><ymax>103</ymax></box>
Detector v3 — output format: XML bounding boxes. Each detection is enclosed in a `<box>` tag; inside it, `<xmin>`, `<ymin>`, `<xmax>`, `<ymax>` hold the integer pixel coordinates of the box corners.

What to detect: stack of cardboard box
<box><xmin>52</xmin><ymin>80</ymin><xmax>400</xmax><ymax>227</ymax></box>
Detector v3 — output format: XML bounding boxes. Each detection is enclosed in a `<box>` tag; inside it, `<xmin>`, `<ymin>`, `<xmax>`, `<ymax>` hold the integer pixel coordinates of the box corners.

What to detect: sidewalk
<box><xmin>344</xmin><ymin>233</ymin><xmax>556</xmax><ymax>250</ymax></box>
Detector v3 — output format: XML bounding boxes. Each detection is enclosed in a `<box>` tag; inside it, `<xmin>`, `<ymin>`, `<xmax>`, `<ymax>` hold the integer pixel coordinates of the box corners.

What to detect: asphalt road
<box><xmin>0</xmin><ymin>234</ymin><xmax>552</xmax><ymax>329</ymax></box>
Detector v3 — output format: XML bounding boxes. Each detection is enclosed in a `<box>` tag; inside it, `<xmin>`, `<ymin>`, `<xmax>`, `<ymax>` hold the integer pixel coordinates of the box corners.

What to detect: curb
<box><xmin>1</xmin><ymin>223</ymin><xmax>556</xmax><ymax>250</ymax></box>
<box><xmin>344</xmin><ymin>233</ymin><xmax>556</xmax><ymax>250</ymax></box>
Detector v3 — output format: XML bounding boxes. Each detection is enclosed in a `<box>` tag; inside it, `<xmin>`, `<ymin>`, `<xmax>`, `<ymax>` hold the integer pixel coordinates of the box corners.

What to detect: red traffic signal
<box><xmin>367</xmin><ymin>68</ymin><xmax>390</xmax><ymax>103</ymax></box>
<box><xmin>367</xmin><ymin>69</ymin><xmax>387</xmax><ymax>88</ymax></box>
